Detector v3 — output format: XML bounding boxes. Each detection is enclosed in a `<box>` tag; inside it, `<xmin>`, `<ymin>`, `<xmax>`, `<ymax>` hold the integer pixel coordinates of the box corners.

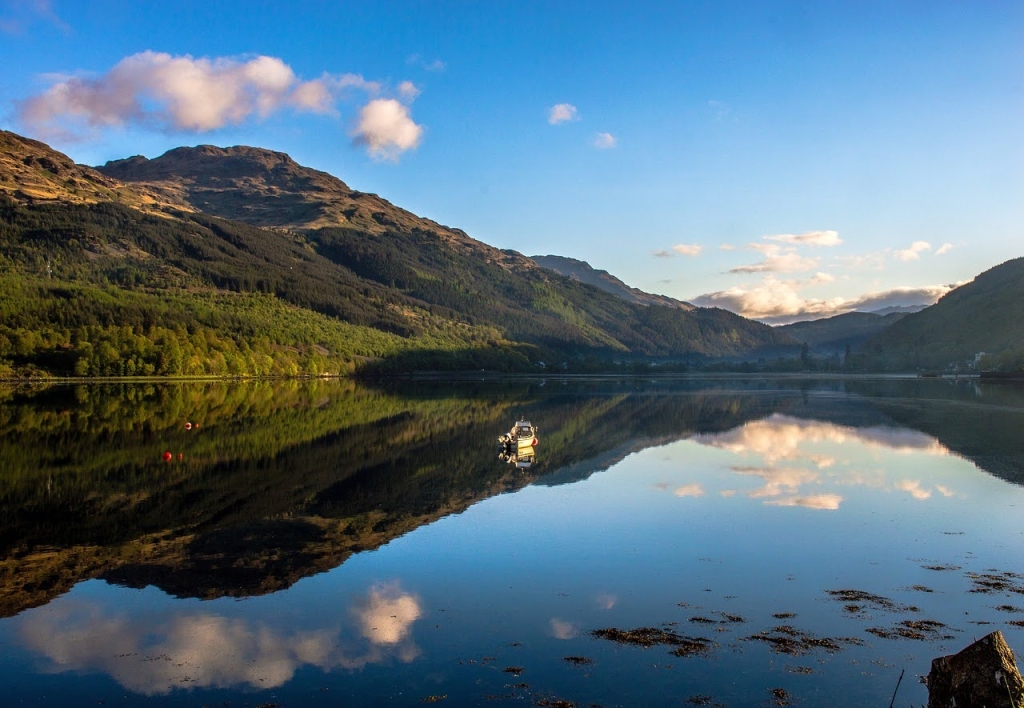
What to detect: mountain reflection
<box><xmin>16</xmin><ymin>581</ymin><xmax>422</xmax><ymax>695</ymax></box>
<box><xmin>2</xmin><ymin>377</ymin><xmax>1024</xmax><ymax>618</ymax></box>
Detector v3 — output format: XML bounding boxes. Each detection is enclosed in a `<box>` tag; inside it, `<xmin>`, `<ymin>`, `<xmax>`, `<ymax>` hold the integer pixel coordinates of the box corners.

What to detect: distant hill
<box><xmin>0</xmin><ymin>131</ymin><xmax>799</xmax><ymax>377</ymax></box>
<box><xmin>531</xmin><ymin>254</ymin><xmax>694</xmax><ymax>310</ymax></box>
<box><xmin>778</xmin><ymin>311</ymin><xmax>907</xmax><ymax>355</ymax></box>
<box><xmin>864</xmin><ymin>304</ymin><xmax>928</xmax><ymax>316</ymax></box>
<box><xmin>859</xmin><ymin>257</ymin><xmax>1024</xmax><ymax>371</ymax></box>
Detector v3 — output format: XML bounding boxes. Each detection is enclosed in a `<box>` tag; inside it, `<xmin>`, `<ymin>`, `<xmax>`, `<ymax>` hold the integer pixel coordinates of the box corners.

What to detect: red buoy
<box><xmin>162</xmin><ymin>451</ymin><xmax>172</xmax><ymax>461</ymax></box>
<box><xmin>177</xmin><ymin>453</ymin><xmax>183</xmax><ymax>461</ymax></box>
<box><xmin>532</xmin><ymin>438</ymin><xmax>538</xmax><ymax>446</ymax></box>
<box><xmin>184</xmin><ymin>422</ymin><xmax>192</xmax><ymax>431</ymax></box>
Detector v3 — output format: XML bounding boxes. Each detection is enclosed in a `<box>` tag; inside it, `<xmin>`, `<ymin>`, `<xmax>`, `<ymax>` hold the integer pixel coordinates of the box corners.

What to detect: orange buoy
<box><xmin>163</xmin><ymin>451</ymin><xmax>172</xmax><ymax>461</ymax></box>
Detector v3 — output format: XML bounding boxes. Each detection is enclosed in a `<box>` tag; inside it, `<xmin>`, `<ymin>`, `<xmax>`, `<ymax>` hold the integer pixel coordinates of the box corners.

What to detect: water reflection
<box><xmin>16</xmin><ymin>581</ymin><xmax>422</xmax><ymax>695</ymax></box>
<box><xmin>3</xmin><ymin>378</ymin><xmax>1024</xmax><ymax>704</ymax></box>
<box><xmin>686</xmin><ymin>414</ymin><xmax>961</xmax><ymax>510</ymax></box>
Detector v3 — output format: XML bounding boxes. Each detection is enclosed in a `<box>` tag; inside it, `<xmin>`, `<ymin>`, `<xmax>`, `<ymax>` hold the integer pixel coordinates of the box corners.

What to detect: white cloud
<box><xmin>18</xmin><ymin>52</ymin><xmax>408</xmax><ymax>153</ymax></box>
<box><xmin>691</xmin><ymin>276</ymin><xmax>953</xmax><ymax>324</ymax></box>
<box><xmin>593</xmin><ymin>132</ymin><xmax>617</xmax><ymax>149</ymax></box>
<box><xmin>17</xmin><ymin>583</ymin><xmax>423</xmax><ymax>696</ymax></box>
<box><xmin>764</xmin><ymin>230</ymin><xmax>842</xmax><ymax>247</ymax></box>
<box><xmin>673</xmin><ymin>483</ymin><xmax>705</xmax><ymax>497</ymax></box>
<box><xmin>550</xmin><ymin>618</ymin><xmax>580</xmax><ymax>640</ymax></box>
<box><xmin>766</xmin><ymin>494</ymin><xmax>843</xmax><ymax>510</ymax></box>
<box><xmin>548</xmin><ymin>103</ymin><xmax>579</xmax><ymax>124</ymax></box>
<box><xmin>397</xmin><ymin>80</ymin><xmax>420</xmax><ymax>102</ymax></box>
<box><xmin>356</xmin><ymin>583</ymin><xmax>423</xmax><ymax>645</ymax></box>
<box><xmin>729</xmin><ymin>244</ymin><xmax>819</xmax><ymax>274</ymax></box>
<box><xmin>672</xmin><ymin>243</ymin><xmax>702</xmax><ymax>256</ymax></box>
<box><xmin>896</xmin><ymin>479</ymin><xmax>932</xmax><ymax>500</ymax></box>
<box><xmin>351</xmin><ymin>98</ymin><xmax>423</xmax><ymax>161</ymax></box>
<box><xmin>719</xmin><ymin>244</ymin><xmax>736</xmax><ymax>251</ymax></box>
<box><xmin>935</xmin><ymin>243</ymin><xmax>954</xmax><ymax>256</ymax></box>
<box><xmin>894</xmin><ymin>240</ymin><xmax>932</xmax><ymax>262</ymax></box>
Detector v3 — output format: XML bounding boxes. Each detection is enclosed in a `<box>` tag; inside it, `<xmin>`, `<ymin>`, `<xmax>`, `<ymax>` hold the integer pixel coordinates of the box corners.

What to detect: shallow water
<box><xmin>1</xmin><ymin>376</ymin><xmax>1023</xmax><ymax>706</ymax></box>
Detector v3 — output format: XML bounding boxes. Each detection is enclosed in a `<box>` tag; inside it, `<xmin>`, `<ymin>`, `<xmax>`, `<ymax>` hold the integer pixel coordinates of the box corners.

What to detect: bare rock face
<box><xmin>927</xmin><ymin>630</ymin><xmax>1024</xmax><ymax>708</ymax></box>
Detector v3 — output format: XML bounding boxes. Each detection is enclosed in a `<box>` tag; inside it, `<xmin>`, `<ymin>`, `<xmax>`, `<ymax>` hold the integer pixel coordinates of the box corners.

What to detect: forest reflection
<box><xmin>2</xmin><ymin>377</ymin><xmax>1023</xmax><ymax>619</ymax></box>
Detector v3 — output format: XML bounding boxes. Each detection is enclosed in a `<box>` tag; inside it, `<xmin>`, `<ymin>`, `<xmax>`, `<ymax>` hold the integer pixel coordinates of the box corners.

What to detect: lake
<box><xmin>2</xmin><ymin>376</ymin><xmax>1024</xmax><ymax>706</ymax></box>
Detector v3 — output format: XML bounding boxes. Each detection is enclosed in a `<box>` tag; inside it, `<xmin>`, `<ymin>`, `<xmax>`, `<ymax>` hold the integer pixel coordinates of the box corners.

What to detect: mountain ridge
<box><xmin>530</xmin><ymin>254</ymin><xmax>695</xmax><ymax>310</ymax></box>
<box><xmin>0</xmin><ymin>130</ymin><xmax>799</xmax><ymax>376</ymax></box>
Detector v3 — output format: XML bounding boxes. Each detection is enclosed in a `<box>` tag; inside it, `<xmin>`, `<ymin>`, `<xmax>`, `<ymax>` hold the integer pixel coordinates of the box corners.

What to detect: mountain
<box><xmin>859</xmin><ymin>257</ymin><xmax>1024</xmax><ymax>371</ymax></box>
<box><xmin>530</xmin><ymin>254</ymin><xmax>694</xmax><ymax>310</ymax></box>
<box><xmin>865</xmin><ymin>304</ymin><xmax>928</xmax><ymax>316</ymax></box>
<box><xmin>97</xmin><ymin>144</ymin><xmax>474</xmax><ymax>237</ymax></box>
<box><xmin>777</xmin><ymin>311</ymin><xmax>907</xmax><ymax>355</ymax></box>
<box><xmin>0</xmin><ymin>131</ymin><xmax>187</xmax><ymax>212</ymax></box>
<box><xmin>0</xmin><ymin>131</ymin><xmax>798</xmax><ymax>377</ymax></box>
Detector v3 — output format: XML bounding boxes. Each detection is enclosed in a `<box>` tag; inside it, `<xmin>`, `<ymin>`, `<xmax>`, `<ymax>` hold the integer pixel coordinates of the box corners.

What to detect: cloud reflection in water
<box><xmin>17</xmin><ymin>581</ymin><xmax>422</xmax><ymax>695</ymax></box>
<box><xmin>682</xmin><ymin>415</ymin><xmax>957</xmax><ymax>510</ymax></box>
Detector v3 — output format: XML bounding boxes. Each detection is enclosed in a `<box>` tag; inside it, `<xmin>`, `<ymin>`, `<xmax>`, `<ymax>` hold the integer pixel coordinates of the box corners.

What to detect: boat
<box><xmin>498</xmin><ymin>420</ymin><xmax>537</xmax><ymax>449</ymax></box>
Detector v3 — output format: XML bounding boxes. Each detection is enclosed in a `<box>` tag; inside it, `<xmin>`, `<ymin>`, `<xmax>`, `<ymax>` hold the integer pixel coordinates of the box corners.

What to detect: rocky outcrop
<box><xmin>927</xmin><ymin>630</ymin><xmax>1024</xmax><ymax>708</ymax></box>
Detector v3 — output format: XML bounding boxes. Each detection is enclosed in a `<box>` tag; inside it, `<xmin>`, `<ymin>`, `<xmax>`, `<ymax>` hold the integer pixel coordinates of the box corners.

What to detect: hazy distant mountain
<box><xmin>0</xmin><ymin>131</ymin><xmax>798</xmax><ymax>377</ymax></box>
<box><xmin>864</xmin><ymin>304</ymin><xmax>929</xmax><ymax>316</ymax></box>
<box><xmin>861</xmin><ymin>257</ymin><xmax>1024</xmax><ymax>370</ymax></box>
<box><xmin>778</xmin><ymin>311</ymin><xmax>908</xmax><ymax>355</ymax></box>
<box><xmin>531</xmin><ymin>254</ymin><xmax>695</xmax><ymax>310</ymax></box>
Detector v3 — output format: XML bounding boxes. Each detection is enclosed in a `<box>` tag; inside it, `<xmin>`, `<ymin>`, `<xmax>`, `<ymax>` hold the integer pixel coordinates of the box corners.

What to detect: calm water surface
<box><xmin>2</xmin><ymin>377</ymin><xmax>1024</xmax><ymax>706</ymax></box>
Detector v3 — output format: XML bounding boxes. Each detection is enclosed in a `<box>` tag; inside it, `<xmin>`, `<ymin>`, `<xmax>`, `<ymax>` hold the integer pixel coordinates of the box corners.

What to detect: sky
<box><xmin>1</xmin><ymin>0</ymin><xmax>1022</xmax><ymax>324</ymax></box>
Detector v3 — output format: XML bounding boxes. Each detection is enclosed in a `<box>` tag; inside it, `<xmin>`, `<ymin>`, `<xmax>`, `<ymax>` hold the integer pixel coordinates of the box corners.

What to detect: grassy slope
<box><xmin>861</xmin><ymin>257</ymin><xmax>1024</xmax><ymax>370</ymax></box>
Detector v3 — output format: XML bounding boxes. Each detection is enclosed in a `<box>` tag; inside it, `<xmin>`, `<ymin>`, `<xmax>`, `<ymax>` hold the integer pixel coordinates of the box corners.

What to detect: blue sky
<box><xmin>2</xmin><ymin>0</ymin><xmax>1022</xmax><ymax>323</ymax></box>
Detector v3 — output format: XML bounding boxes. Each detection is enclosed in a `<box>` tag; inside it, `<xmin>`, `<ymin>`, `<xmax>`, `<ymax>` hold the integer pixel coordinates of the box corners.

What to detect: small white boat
<box><xmin>498</xmin><ymin>420</ymin><xmax>537</xmax><ymax>449</ymax></box>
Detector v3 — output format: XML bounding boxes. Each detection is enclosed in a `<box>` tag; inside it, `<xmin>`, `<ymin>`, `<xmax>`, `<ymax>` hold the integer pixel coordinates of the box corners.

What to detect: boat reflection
<box><xmin>499</xmin><ymin>444</ymin><xmax>536</xmax><ymax>469</ymax></box>
<box><xmin>498</xmin><ymin>419</ymin><xmax>538</xmax><ymax>468</ymax></box>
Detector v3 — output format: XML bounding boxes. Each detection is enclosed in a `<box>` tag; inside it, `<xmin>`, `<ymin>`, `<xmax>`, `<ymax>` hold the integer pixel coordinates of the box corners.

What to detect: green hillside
<box><xmin>858</xmin><ymin>257</ymin><xmax>1024</xmax><ymax>371</ymax></box>
<box><xmin>0</xmin><ymin>132</ymin><xmax>798</xmax><ymax>377</ymax></box>
<box><xmin>778</xmin><ymin>311</ymin><xmax>907</xmax><ymax>355</ymax></box>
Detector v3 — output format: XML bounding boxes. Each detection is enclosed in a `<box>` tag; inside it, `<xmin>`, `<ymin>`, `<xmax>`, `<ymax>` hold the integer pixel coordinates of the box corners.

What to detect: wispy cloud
<box><xmin>708</xmin><ymin>99</ymin><xmax>731</xmax><ymax>121</ymax></box>
<box><xmin>352</xmin><ymin>98</ymin><xmax>423</xmax><ymax>161</ymax></box>
<box><xmin>652</xmin><ymin>250</ymin><xmax>673</xmax><ymax>258</ymax></box>
<box><xmin>1</xmin><ymin>0</ymin><xmax>69</xmax><ymax>35</ymax></box>
<box><xmin>593</xmin><ymin>131</ymin><xmax>617</xmax><ymax>149</ymax></box>
<box><xmin>896</xmin><ymin>479</ymin><xmax>931</xmax><ymax>500</ymax></box>
<box><xmin>672</xmin><ymin>243</ymin><xmax>702</xmax><ymax>256</ymax></box>
<box><xmin>766</xmin><ymin>494</ymin><xmax>843</xmax><ymax>510</ymax></box>
<box><xmin>673</xmin><ymin>483</ymin><xmax>705</xmax><ymax>497</ymax></box>
<box><xmin>719</xmin><ymin>244</ymin><xmax>736</xmax><ymax>251</ymax></box>
<box><xmin>729</xmin><ymin>244</ymin><xmax>818</xmax><ymax>274</ymax></box>
<box><xmin>397</xmin><ymin>80</ymin><xmax>420</xmax><ymax>102</ymax></box>
<box><xmin>550</xmin><ymin>619</ymin><xmax>580</xmax><ymax>640</ymax></box>
<box><xmin>548</xmin><ymin>103</ymin><xmax>579</xmax><ymax>124</ymax></box>
<box><xmin>405</xmin><ymin>54</ymin><xmax>445</xmax><ymax>72</ymax></box>
<box><xmin>893</xmin><ymin>240</ymin><xmax>932</xmax><ymax>261</ymax></box>
<box><xmin>764</xmin><ymin>230</ymin><xmax>842</xmax><ymax>247</ymax></box>
<box><xmin>935</xmin><ymin>243</ymin><xmax>954</xmax><ymax>256</ymax></box>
